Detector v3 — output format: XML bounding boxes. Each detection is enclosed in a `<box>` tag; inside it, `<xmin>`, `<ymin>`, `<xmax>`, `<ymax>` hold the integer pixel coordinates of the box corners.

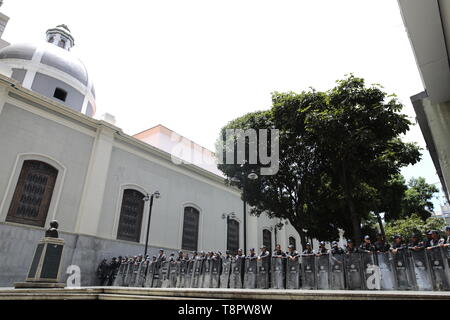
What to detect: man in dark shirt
<box><xmin>287</xmin><ymin>244</ymin><xmax>299</xmax><ymax>257</ymax></box>
<box><xmin>374</xmin><ymin>233</ymin><xmax>390</xmax><ymax>252</ymax></box>
<box><xmin>391</xmin><ymin>235</ymin><xmax>405</xmax><ymax>253</ymax></box>
<box><xmin>345</xmin><ymin>239</ymin><xmax>358</xmax><ymax>254</ymax></box>
<box><xmin>330</xmin><ymin>241</ymin><xmax>344</xmax><ymax>254</ymax></box>
<box><xmin>359</xmin><ymin>235</ymin><xmax>375</xmax><ymax>252</ymax></box>
<box><xmin>444</xmin><ymin>226</ymin><xmax>450</xmax><ymax>247</ymax></box>
<box><xmin>408</xmin><ymin>233</ymin><xmax>424</xmax><ymax>251</ymax></box>
<box><xmin>259</xmin><ymin>245</ymin><xmax>270</xmax><ymax>259</ymax></box>
<box><xmin>272</xmin><ymin>244</ymin><xmax>286</xmax><ymax>258</ymax></box>
<box><xmin>302</xmin><ymin>242</ymin><xmax>315</xmax><ymax>255</ymax></box>
<box><xmin>316</xmin><ymin>241</ymin><xmax>328</xmax><ymax>255</ymax></box>
<box><xmin>426</xmin><ymin>230</ymin><xmax>444</xmax><ymax>249</ymax></box>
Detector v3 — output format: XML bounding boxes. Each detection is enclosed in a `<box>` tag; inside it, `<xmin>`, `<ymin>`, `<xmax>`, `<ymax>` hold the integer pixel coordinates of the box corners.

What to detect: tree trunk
<box><xmin>341</xmin><ymin>162</ymin><xmax>362</xmax><ymax>246</ymax></box>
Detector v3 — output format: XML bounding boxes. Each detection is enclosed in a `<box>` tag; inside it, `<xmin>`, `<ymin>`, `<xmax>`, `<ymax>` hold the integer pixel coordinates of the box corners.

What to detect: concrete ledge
<box><xmin>0</xmin><ymin>287</ymin><xmax>450</xmax><ymax>300</ymax></box>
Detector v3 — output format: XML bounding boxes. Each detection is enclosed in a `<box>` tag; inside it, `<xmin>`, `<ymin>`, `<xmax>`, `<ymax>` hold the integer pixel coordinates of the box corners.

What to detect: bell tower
<box><xmin>46</xmin><ymin>24</ymin><xmax>75</xmax><ymax>51</ymax></box>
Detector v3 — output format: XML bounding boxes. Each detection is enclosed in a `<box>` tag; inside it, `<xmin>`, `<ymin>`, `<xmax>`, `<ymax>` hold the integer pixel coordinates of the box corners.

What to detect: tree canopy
<box><xmin>216</xmin><ymin>74</ymin><xmax>422</xmax><ymax>246</ymax></box>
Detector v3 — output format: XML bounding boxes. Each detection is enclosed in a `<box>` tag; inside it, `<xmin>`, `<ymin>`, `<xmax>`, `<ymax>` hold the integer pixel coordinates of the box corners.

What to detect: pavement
<box><xmin>0</xmin><ymin>287</ymin><xmax>449</xmax><ymax>300</ymax></box>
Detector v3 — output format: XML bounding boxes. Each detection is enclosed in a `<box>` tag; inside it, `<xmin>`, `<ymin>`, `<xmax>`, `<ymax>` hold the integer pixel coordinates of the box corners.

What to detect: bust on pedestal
<box><xmin>14</xmin><ymin>220</ymin><xmax>66</xmax><ymax>288</ymax></box>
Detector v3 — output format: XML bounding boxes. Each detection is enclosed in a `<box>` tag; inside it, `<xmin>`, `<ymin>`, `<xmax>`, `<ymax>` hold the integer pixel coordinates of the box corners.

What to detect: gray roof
<box><xmin>0</xmin><ymin>42</ymin><xmax>91</xmax><ymax>86</ymax></box>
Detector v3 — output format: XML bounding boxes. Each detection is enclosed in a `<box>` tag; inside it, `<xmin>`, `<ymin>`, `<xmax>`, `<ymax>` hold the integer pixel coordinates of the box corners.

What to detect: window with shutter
<box><xmin>117</xmin><ymin>189</ymin><xmax>145</xmax><ymax>242</ymax></box>
<box><xmin>181</xmin><ymin>206</ymin><xmax>200</xmax><ymax>251</ymax></box>
<box><xmin>7</xmin><ymin>160</ymin><xmax>58</xmax><ymax>227</ymax></box>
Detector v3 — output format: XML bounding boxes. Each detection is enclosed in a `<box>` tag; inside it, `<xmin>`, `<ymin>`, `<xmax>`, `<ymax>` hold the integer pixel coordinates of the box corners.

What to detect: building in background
<box><xmin>398</xmin><ymin>0</ymin><xmax>450</xmax><ymax>204</ymax></box>
<box><xmin>0</xmin><ymin>6</ymin><xmax>304</xmax><ymax>286</ymax></box>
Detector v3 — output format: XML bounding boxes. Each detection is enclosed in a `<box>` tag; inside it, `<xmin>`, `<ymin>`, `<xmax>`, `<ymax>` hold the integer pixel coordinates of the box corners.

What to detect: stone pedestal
<box><xmin>14</xmin><ymin>237</ymin><xmax>65</xmax><ymax>289</ymax></box>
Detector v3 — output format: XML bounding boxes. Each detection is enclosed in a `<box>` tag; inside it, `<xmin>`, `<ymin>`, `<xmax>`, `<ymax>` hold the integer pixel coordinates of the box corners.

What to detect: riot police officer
<box><xmin>359</xmin><ymin>235</ymin><xmax>376</xmax><ymax>252</ymax></box>
<box><xmin>302</xmin><ymin>242</ymin><xmax>315</xmax><ymax>255</ymax></box>
<box><xmin>96</xmin><ymin>258</ymin><xmax>109</xmax><ymax>286</ymax></box>
<box><xmin>177</xmin><ymin>251</ymin><xmax>184</xmax><ymax>262</ymax></box>
<box><xmin>408</xmin><ymin>233</ymin><xmax>424</xmax><ymax>251</ymax></box>
<box><xmin>259</xmin><ymin>245</ymin><xmax>270</xmax><ymax>259</ymax></box>
<box><xmin>272</xmin><ymin>244</ymin><xmax>286</xmax><ymax>257</ymax></box>
<box><xmin>236</xmin><ymin>248</ymin><xmax>245</xmax><ymax>259</ymax></box>
<box><xmin>316</xmin><ymin>241</ymin><xmax>328</xmax><ymax>255</ymax></box>
<box><xmin>107</xmin><ymin>257</ymin><xmax>120</xmax><ymax>286</ymax></box>
<box><xmin>248</xmin><ymin>248</ymin><xmax>258</xmax><ymax>259</ymax></box>
<box><xmin>391</xmin><ymin>234</ymin><xmax>405</xmax><ymax>253</ymax></box>
<box><xmin>287</xmin><ymin>244</ymin><xmax>299</xmax><ymax>258</ymax></box>
<box><xmin>345</xmin><ymin>239</ymin><xmax>358</xmax><ymax>253</ymax></box>
<box><xmin>444</xmin><ymin>226</ymin><xmax>450</xmax><ymax>247</ymax></box>
<box><xmin>426</xmin><ymin>230</ymin><xmax>444</xmax><ymax>249</ymax></box>
<box><xmin>374</xmin><ymin>233</ymin><xmax>390</xmax><ymax>252</ymax></box>
<box><xmin>330</xmin><ymin>241</ymin><xmax>344</xmax><ymax>254</ymax></box>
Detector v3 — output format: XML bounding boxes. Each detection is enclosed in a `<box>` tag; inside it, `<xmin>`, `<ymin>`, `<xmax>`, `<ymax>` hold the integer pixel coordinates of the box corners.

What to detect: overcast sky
<box><xmin>1</xmin><ymin>0</ymin><xmax>447</xmax><ymax>210</ymax></box>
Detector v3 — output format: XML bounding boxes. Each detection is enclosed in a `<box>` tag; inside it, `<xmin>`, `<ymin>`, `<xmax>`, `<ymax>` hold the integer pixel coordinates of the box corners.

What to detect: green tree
<box><xmin>385</xmin><ymin>214</ymin><xmax>446</xmax><ymax>242</ymax></box>
<box><xmin>304</xmin><ymin>75</ymin><xmax>421</xmax><ymax>244</ymax></box>
<box><xmin>401</xmin><ymin>177</ymin><xmax>439</xmax><ymax>220</ymax></box>
<box><xmin>216</xmin><ymin>74</ymin><xmax>421</xmax><ymax>246</ymax></box>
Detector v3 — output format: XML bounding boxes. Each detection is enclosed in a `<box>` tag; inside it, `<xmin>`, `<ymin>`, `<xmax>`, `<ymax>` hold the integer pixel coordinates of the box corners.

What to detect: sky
<box><xmin>1</xmin><ymin>0</ymin><xmax>447</xmax><ymax>210</ymax></box>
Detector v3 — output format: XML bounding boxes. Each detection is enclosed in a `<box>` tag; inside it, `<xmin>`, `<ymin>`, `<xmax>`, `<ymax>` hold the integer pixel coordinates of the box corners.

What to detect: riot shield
<box><xmin>134</xmin><ymin>261</ymin><xmax>147</xmax><ymax>287</ymax></box>
<box><xmin>191</xmin><ymin>258</ymin><xmax>203</xmax><ymax>288</ymax></box>
<box><xmin>151</xmin><ymin>261</ymin><xmax>161</xmax><ymax>288</ymax></box>
<box><xmin>360</xmin><ymin>252</ymin><xmax>379</xmax><ymax>290</ymax></box>
<box><xmin>329</xmin><ymin>253</ymin><xmax>345</xmax><ymax>290</ymax></box>
<box><xmin>219</xmin><ymin>257</ymin><xmax>231</xmax><ymax>288</ymax></box>
<box><xmin>427</xmin><ymin>246</ymin><xmax>450</xmax><ymax>291</ymax></box>
<box><xmin>286</xmin><ymin>255</ymin><xmax>300</xmax><ymax>289</ymax></box>
<box><xmin>144</xmin><ymin>261</ymin><xmax>155</xmax><ymax>288</ymax></box>
<box><xmin>301</xmin><ymin>254</ymin><xmax>316</xmax><ymax>290</ymax></box>
<box><xmin>112</xmin><ymin>263</ymin><xmax>125</xmax><ymax>286</ymax></box>
<box><xmin>185</xmin><ymin>259</ymin><xmax>195</xmax><ymax>288</ymax></box>
<box><xmin>316</xmin><ymin>254</ymin><xmax>330</xmax><ymax>290</ymax></box>
<box><xmin>375</xmin><ymin>252</ymin><xmax>395</xmax><ymax>291</ymax></box>
<box><xmin>257</xmin><ymin>256</ymin><xmax>270</xmax><ymax>289</ymax></box>
<box><xmin>210</xmin><ymin>258</ymin><xmax>221</xmax><ymax>288</ymax></box>
<box><xmin>392</xmin><ymin>248</ymin><xmax>414</xmax><ymax>290</ymax></box>
<box><xmin>409</xmin><ymin>248</ymin><xmax>432</xmax><ymax>291</ymax></box>
<box><xmin>229</xmin><ymin>257</ymin><xmax>244</xmax><ymax>289</ymax></box>
<box><xmin>201</xmin><ymin>258</ymin><xmax>212</xmax><ymax>288</ymax></box>
<box><xmin>157</xmin><ymin>260</ymin><xmax>170</xmax><ymax>288</ymax></box>
<box><xmin>344</xmin><ymin>253</ymin><xmax>363</xmax><ymax>290</ymax></box>
<box><xmin>244</xmin><ymin>257</ymin><xmax>257</xmax><ymax>289</ymax></box>
<box><xmin>270</xmin><ymin>257</ymin><xmax>286</xmax><ymax>289</ymax></box>
<box><xmin>123</xmin><ymin>263</ymin><xmax>134</xmax><ymax>287</ymax></box>
<box><xmin>129</xmin><ymin>262</ymin><xmax>140</xmax><ymax>287</ymax></box>
<box><xmin>168</xmin><ymin>260</ymin><xmax>179</xmax><ymax>288</ymax></box>
<box><xmin>177</xmin><ymin>260</ymin><xmax>187</xmax><ymax>288</ymax></box>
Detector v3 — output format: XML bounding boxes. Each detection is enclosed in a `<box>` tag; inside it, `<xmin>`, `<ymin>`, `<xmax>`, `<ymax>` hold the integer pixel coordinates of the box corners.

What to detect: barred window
<box><xmin>181</xmin><ymin>206</ymin><xmax>200</xmax><ymax>251</ymax></box>
<box><xmin>117</xmin><ymin>189</ymin><xmax>145</xmax><ymax>242</ymax></box>
<box><xmin>289</xmin><ymin>236</ymin><xmax>296</xmax><ymax>250</ymax></box>
<box><xmin>227</xmin><ymin>219</ymin><xmax>239</xmax><ymax>255</ymax></box>
<box><xmin>7</xmin><ymin>160</ymin><xmax>58</xmax><ymax>227</ymax></box>
<box><xmin>263</xmin><ymin>229</ymin><xmax>272</xmax><ymax>253</ymax></box>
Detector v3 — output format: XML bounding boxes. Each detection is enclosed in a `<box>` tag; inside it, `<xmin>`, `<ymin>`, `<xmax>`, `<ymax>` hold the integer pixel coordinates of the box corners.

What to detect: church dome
<box><xmin>0</xmin><ymin>25</ymin><xmax>96</xmax><ymax>117</ymax></box>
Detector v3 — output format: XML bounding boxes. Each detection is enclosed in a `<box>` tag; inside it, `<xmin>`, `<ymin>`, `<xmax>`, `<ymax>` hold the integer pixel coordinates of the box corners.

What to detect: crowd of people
<box><xmin>96</xmin><ymin>226</ymin><xmax>450</xmax><ymax>287</ymax></box>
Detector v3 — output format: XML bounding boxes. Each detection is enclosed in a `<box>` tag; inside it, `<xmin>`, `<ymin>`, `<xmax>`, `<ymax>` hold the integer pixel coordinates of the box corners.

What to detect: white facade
<box><xmin>0</xmin><ymin>9</ymin><xmax>302</xmax><ymax>286</ymax></box>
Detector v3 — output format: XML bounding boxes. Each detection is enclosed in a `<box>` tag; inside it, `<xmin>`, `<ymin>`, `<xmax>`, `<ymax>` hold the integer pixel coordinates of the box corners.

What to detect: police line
<box><xmin>112</xmin><ymin>246</ymin><xmax>450</xmax><ymax>291</ymax></box>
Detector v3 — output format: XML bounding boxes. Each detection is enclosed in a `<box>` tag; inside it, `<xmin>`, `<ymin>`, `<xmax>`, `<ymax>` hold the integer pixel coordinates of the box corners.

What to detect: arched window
<box><xmin>7</xmin><ymin>160</ymin><xmax>58</xmax><ymax>227</ymax></box>
<box><xmin>181</xmin><ymin>206</ymin><xmax>200</xmax><ymax>251</ymax></box>
<box><xmin>263</xmin><ymin>229</ymin><xmax>272</xmax><ymax>253</ymax></box>
<box><xmin>289</xmin><ymin>236</ymin><xmax>296</xmax><ymax>250</ymax></box>
<box><xmin>227</xmin><ymin>219</ymin><xmax>239</xmax><ymax>255</ymax></box>
<box><xmin>58</xmin><ymin>39</ymin><xmax>66</xmax><ymax>49</ymax></box>
<box><xmin>117</xmin><ymin>189</ymin><xmax>145</xmax><ymax>242</ymax></box>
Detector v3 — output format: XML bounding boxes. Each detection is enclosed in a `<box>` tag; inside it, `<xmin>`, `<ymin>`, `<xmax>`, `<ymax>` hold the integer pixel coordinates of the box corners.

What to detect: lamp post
<box><xmin>143</xmin><ymin>191</ymin><xmax>160</xmax><ymax>257</ymax></box>
<box><xmin>231</xmin><ymin>171</ymin><xmax>258</xmax><ymax>255</ymax></box>
<box><xmin>273</xmin><ymin>218</ymin><xmax>285</xmax><ymax>246</ymax></box>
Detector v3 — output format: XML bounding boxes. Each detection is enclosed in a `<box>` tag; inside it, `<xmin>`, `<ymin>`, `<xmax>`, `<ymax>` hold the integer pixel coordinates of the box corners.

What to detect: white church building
<box><xmin>0</xmin><ymin>7</ymin><xmax>304</xmax><ymax>286</ymax></box>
